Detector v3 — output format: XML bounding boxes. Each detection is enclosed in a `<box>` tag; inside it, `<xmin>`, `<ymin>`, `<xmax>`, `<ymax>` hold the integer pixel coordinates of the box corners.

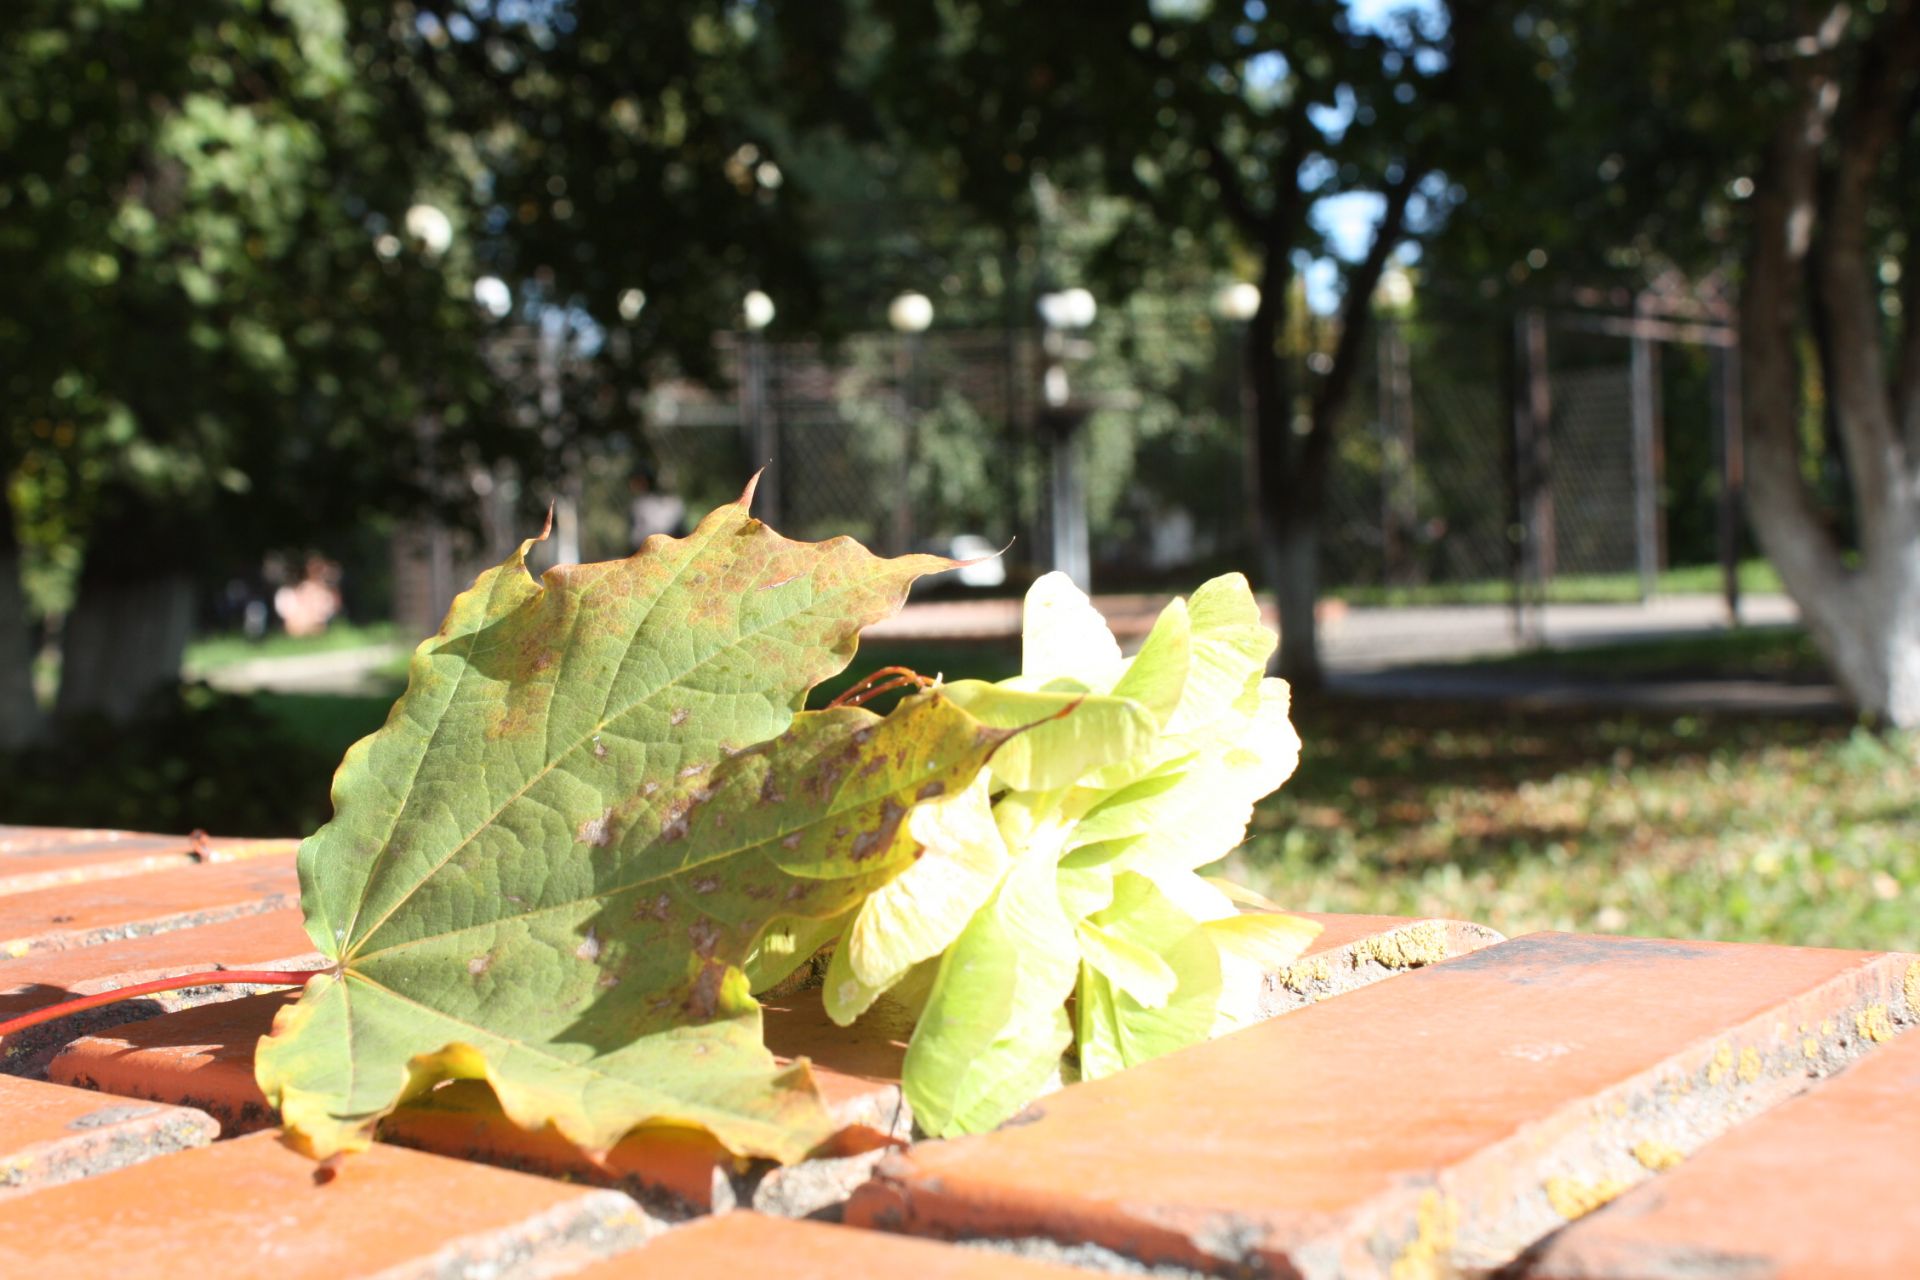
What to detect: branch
<box><xmin>1310</xmin><ymin>165</ymin><xmax>1420</xmax><ymax>440</ymax></box>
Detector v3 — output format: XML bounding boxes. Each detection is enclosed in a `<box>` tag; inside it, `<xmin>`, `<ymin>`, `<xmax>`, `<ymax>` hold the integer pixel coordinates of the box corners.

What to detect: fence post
<box><xmin>1629</xmin><ymin>296</ymin><xmax>1661</xmax><ymax>602</ymax></box>
<box><xmin>1713</xmin><ymin>342</ymin><xmax>1744</xmax><ymax>625</ymax></box>
<box><xmin>1510</xmin><ymin>309</ymin><xmax>1552</xmax><ymax>646</ymax></box>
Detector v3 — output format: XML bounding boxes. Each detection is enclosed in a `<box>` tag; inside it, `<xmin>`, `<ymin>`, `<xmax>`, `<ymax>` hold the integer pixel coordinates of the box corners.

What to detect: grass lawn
<box><xmin>240</xmin><ymin>628</ymin><xmax>1915</xmax><ymax>954</ymax></box>
<box><xmin>1229</xmin><ymin>695</ymin><xmax>1917</xmax><ymax>953</ymax></box>
<box><xmin>184</xmin><ymin>621</ymin><xmax>402</xmax><ymax>673</ymax></box>
<box><xmin>1331</xmin><ymin>558</ymin><xmax>1783</xmax><ymax>607</ymax></box>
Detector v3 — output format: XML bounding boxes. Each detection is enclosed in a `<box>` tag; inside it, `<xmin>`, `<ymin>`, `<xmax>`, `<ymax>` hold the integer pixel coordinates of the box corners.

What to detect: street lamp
<box><xmin>472</xmin><ymin>276</ymin><xmax>512</xmax><ymax>319</ymax></box>
<box><xmin>405</xmin><ymin>203</ymin><xmax>454</xmax><ymax>257</ymax></box>
<box><xmin>887</xmin><ymin>291</ymin><xmax>934</xmax><ymax>334</ymax></box>
<box><xmin>1036</xmin><ymin>287</ymin><xmax>1099</xmax><ymax>590</ymax></box>
<box><xmin>743</xmin><ymin>290</ymin><xmax>776</xmax><ymax>331</ymax></box>
<box><xmin>1036</xmin><ymin>287</ymin><xmax>1097</xmax><ymax>331</ymax></box>
<box><xmin>740</xmin><ymin>290</ymin><xmax>778</xmax><ymax>521</ymax></box>
<box><xmin>1213</xmin><ymin>281</ymin><xmax>1261</xmax><ymax>322</ymax></box>
<box><xmin>887</xmin><ymin>293</ymin><xmax>935</xmax><ymax>554</ymax></box>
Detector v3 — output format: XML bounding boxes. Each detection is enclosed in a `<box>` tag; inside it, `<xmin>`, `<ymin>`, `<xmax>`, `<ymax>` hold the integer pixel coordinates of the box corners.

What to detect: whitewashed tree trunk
<box><xmin>1739</xmin><ymin>0</ymin><xmax>1920</xmax><ymax>729</ymax></box>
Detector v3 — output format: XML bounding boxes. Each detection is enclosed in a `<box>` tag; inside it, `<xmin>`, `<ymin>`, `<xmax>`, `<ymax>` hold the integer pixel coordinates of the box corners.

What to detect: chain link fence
<box><xmin>395</xmin><ymin>305</ymin><xmax>1735</xmax><ymax>631</ymax></box>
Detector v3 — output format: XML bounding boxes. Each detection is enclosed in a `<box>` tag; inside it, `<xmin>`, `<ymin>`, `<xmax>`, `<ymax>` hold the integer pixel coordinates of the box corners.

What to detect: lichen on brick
<box><xmin>1855</xmin><ymin>1004</ymin><xmax>1893</xmax><ymax>1044</ymax></box>
<box><xmin>1631</xmin><ymin>1140</ymin><xmax>1684</xmax><ymax>1172</ymax></box>
<box><xmin>1388</xmin><ymin>1189</ymin><xmax>1458</xmax><ymax>1280</ymax></box>
<box><xmin>1544</xmin><ymin>1175</ymin><xmax>1630</xmax><ymax>1220</ymax></box>
<box><xmin>1706</xmin><ymin>1043</ymin><xmax>1734</xmax><ymax>1086</ymax></box>
<box><xmin>1357</xmin><ymin>922</ymin><xmax>1448</xmax><ymax>971</ymax></box>
<box><xmin>1904</xmin><ymin>960</ymin><xmax>1919</xmax><ymax>1016</ymax></box>
<box><xmin>1736</xmin><ymin>1047</ymin><xmax>1762</xmax><ymax>1084</ymax></box>
<box><xmin>1282</xmin><ymin>957</ymin><xmax>1332</xmax><ymax>991</ymax></box>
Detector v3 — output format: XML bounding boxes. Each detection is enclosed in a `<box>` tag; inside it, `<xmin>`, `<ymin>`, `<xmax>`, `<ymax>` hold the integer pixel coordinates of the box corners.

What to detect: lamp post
<box><xmin>741</xmin><ymin>291</ymin><xmax>778</xmax><ymax>523</ymax></box>
<box><xmin>1036</xmin><ymin>288</ymin><xmax>1098</xmax><ymax>590</ymax></box>
<box><xmin>888</xmin><ymin>292</ymin><xmax>934</xmax><ymax>555</ymax></box>
<box><xmin>1212</xmin><ymin>282</ymin><xmax>1263</xmax><ymax>574</ymax></box>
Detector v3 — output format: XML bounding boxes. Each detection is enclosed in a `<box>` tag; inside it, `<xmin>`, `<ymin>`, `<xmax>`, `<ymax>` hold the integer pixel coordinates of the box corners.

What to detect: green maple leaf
<box><xmin>255</xmin><ymin>485</ymin><xmax>1002</xmax><ymax>1162</ymax></box>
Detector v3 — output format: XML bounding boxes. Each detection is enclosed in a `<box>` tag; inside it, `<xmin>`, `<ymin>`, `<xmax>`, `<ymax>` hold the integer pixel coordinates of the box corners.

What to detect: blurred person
<box><xmin>274</xmin><ymin>555</ymin><xmax>343</xmax><ymax>637</ymax></box>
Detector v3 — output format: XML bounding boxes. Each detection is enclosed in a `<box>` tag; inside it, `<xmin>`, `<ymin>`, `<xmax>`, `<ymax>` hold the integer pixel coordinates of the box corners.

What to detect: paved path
<box><xmin>873</xmin><ymin>590</ymin><xmax>1800</xmax><ymax>671</ymax></box>
<box><xmin>188</xmin><ymin>644</ymin><xmax>407</xmax><ymax>697</ymax></box>
<box><xmin>196</xmin><ymin>592</ymin><xmax>1833</xmax><ymax>712</ymax></box>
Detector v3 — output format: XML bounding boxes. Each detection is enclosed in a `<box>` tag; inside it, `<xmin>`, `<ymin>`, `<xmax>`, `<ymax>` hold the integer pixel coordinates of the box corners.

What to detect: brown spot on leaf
<box><xmin>467</xmin><ymin>954</ymin><xmax>491</xmax><ymax>976</ymax></box>
<box><xmin>678</xmin><ymin>764</ymin><xmax>706</xmax><ymax>779</ymax></box>
<box><xmin>575</xmin><ymin>928</ymin><xmax>602</xmax><ymax>962</ymax></box>
<box><xmin>691</xmin><ymin>875</ymin><xmax>720</xmax><ymax>894</ymax></box>
<box><xmin>670</xmin><ymin>707</ymin><xmax>690</xmax><ymax>727</ymax></box>
<box><xmin>592</xmin><ymin>736</ymin><xmax>609</xmax><ymax>759</ymax></box>
<box><xmin>688</xmin><ymin>917</ymin><xmax>721</xmax><ymax>957</ymax></box>
<box><xmin>576</xmin><ymin>808</ymin><xmax>615</xmax><ymax>847</ymax></box>
<box><xmin>851</xmin><ymin>799</ymin><xmax>907</xmax><ymax>862</ymax></box>
<box><xmin>780</xmin><ymin>833</ymin><xmax>802</xmax><ymax>851</ymax></box>
<box><xmin>686</xmin><ymin>962</ymin><xmax>725</xmax><ymax>1020</ymax></box>
<box><xmin>916</xmin><ymin>780</ymin><xmax>947</xmax><ymax>801</ymax></box>
<box><xmin>760</xmin><ymin>772</ymin><xmax>787</xmax><ymax>806</ymax></box>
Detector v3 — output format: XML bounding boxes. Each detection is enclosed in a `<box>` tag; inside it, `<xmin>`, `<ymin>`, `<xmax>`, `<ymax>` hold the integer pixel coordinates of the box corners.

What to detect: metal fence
<box><xmin>393</xmin><ymin>302</ymin><xmax>1745</xmax><ymax>633</ymax></box>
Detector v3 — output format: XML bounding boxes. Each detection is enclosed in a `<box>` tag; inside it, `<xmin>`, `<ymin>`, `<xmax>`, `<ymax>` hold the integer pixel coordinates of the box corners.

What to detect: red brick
<box><xmin>0</xmin><ymin>1074</ymin><xmax>217</xmax><ymax>1196</ymax></box>
<box><xmin>0</xmin><ymin>1129</ymin><xmax>650</xmax><ymax>1279</ymax></box>
<box><xmin>1266</xmin><ymin>912</ymin><xmax>1502</xmax><ymax>1013</ymax></box>
<box><xmin>0</xmin><ymin>909</ymin><xmax>319</xmax><ymax>1078</ymax></box>
<box><xmin>46</xmin><ymin>988</ymin><xmax>914</xmax><ymax>1213</ymax></box>
<box><xmin>47</xmin><ymin>992</ymin><xmax>294</xmax><ymax>1134</ymax></box>
<box><xmin>0</xmin><ymin>855</ymin><xmax>297</xmax><ymax>957</ymax></box>
<box><xmin>565</xmin><ymin>1211</ymin><xmax>1094</xmax><ymax>1278</ymax></box>
<box><xmin>1526</xmin><ymin>964</ymin><xmax>1920</xmax><ymax>1280</ymax></box>
<box><xmin>846</xmin><ymin>932</ymin><xmax>1917</xmax><ymax>1279</ymax></box>
<box><xmin>0</xmin><ymin>826</ymin><xmax>295</xmax><ymax>897</ymax></box>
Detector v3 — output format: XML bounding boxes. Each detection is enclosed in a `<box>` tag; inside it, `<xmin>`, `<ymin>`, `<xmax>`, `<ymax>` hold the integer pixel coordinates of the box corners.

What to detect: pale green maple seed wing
<box><xmin>262</xmin><ymin>694</ymin><xmax>1013</xmax><ymax>1161</ymax></box>
<box><xmin>823</xmin><ymin>772</ymin><xmax>1009</xmax><ymax>1025</ymax></box>
<box><xmin>1104</xmin><ymin>597</ymin><xmax>1191</xmax><ymax>727</ymax></box>
<box><xmin>1074</xmin><ymin>871</ymin><xmax>1222</xmax><ymax>1080</ymax></box>
<box><xmin>1074</xmin><ymin>917</ymin><xmax>1178</xmax><ymax>1008</ymax></box>
<box><xmin>1207</xmin><ymin>910</ymin><xmax>1322</xmax><ymax>1035</ymax></box>
<box><xmin>938</xmin><ymin>681</ymin><xmax>1154</xmax><ymax>791</ymax></box>
<box><xmin>902</xmin><ymin>843</ymin><xmax>1078</xmax><ymax>1137</ymax></box>
<box><xmin>1167</xmin><ymin>574</ymin><xmax>1277</xmax><ymax>737</ymax></box>
<box><xmin>1017</xmin><ymin>571</ymin><xmax>1122</xmax><ymax>687</ymax></box>
<box><xmin>1066</xmin><ymin>677</ymin><xmax>1302</xmax><ymax>871</ymax></box>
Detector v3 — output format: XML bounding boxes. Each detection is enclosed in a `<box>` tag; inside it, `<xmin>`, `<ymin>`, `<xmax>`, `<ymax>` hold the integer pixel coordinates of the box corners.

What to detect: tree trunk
<box><xmin>1272</xmin><ymin>509</ymin><xmax>1321</xmax><ymax>687</ymax></box>
<box><xmin>1245</xmin><ymin>247</ymin><xmax>1327</xmax><ymax>690</ymax></box>
<box><xmin>0</xmin><ymin>484</ymin><xmax>42</xmax><ymax>749</ymax></box>
<box><xmin>1738</xmin><ymin>0</ymin><xmax>1920</xmax><ymax>729</ymax></box>
<box><xmin>54</xmin><ymin>484</ymin><xmax>199</xmax><ymax>724</ymax></box>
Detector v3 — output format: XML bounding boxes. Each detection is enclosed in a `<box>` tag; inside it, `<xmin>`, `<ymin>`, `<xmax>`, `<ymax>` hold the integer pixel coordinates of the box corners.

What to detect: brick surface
<box><xmin>0</xmin><ymin>855</ymin><xmax>298</xmax><ymax>957</ymax></box>
<box><xmin>1265</xmin><ymin>913</ymin><xmax>1503</xmax><ymax>1013</ymax></box>
<box><xmin>0</xmin><ymin>1129</ymin><xmax>652</xmax><ymax>1280</ymax></box>
<box><xmin>47</xmin><ymin>992</ymin><xmax>296</xmax><ymax>1133</ymax></box>
<box><xmin>0</xmin><ymin>908</ymin><xmax>319</xmax><ymax>1078</ymax></box>
<box><xmin>563</xmin><ymin>1211</ymin><xmax>1095</xmax><ymax>1278</ymax></box>
<box><xmin>0</xmin><ymin>826</ymin><xmax>295</xmax><ymax>897</ymax></box>
<box><xmin>45</xmin><ymin>987</ymin><xmax>914</xmax><ymax>1213</ymax></box>
<box><xmin>0</xmin><ymin>1074</ymin><xmax>217</xmax><ymax>1196</ymax></box>
<box><xmin>1526</xmin><ymin>966</ymin><xmax>1920</xmax><ymax>1280</ymax></box>
<box><xmin>846</xmin><ymin>933</ymin><xmax>1917</xmax><ymax>1279</ymax></box>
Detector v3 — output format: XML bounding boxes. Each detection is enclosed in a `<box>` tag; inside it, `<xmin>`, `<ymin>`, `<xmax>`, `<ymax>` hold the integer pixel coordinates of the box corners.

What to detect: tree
<box><xmin>1423</xmin><ymin>0</ymin><xmax>1920</xmax><ymax>726</ymax></box>
<box><xmin>845</xmin><ymin>0</ymin><xmax>1502</xmax><ymax>684</ymax></box>
<box><xmin>1740</xmin><ymin>0</ymin><xmax>1920</xmax><ymax>725</ymax></box>
<box><xmin>0</xmin><ymin>0</ymin><xmax>825</xmax><ymax>732</ymax></box>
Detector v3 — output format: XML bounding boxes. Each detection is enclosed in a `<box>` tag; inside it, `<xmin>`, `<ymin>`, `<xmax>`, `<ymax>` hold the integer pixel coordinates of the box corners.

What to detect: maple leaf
<box><xmin>255</xmin><ymin>483</ymin><xmax>1002</xmax><ymax>1162</ymax></box>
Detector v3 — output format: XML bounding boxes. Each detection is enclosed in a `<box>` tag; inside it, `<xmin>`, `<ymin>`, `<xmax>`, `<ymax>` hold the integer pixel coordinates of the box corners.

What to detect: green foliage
<box><xmin>257</xmin><ymin>489</ymin><xmax>994</xmax><ymax>1161</ymax></box>
<box><xmin>1237</xmin><ymin>675</ymin><xmax>1917</xmax><ymax>952</ymax></box>
<box><xmin>819</xmin><ymin>572</ymin><xmax>1318</xmax><ymax>1136</ymax></box>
